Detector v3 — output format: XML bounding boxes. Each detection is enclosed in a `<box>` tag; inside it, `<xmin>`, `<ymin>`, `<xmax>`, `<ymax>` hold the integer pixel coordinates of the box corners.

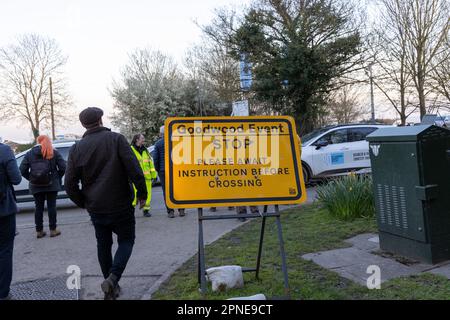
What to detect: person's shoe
<box><xmin>143</xmin><ymin>210</ymin><xmax>152</xmax><ymax>217</ymax></box>
<box><xmin>178</xmin><ymin>209</ymin><xmax>186</xmax><ymax>217</ymax></box>
<box><xmin>237</xmin><ymin>207</ymin><xmax>247</xmax><ymax>222</ymax></box>
<box><xmin>168</xmin><ymin>211</ymin><xmax>175</xmax><ymax>218</ymax></box>
<box><xmin>209</xmin><ymin>207</ymin><xmax>217</xmax><ymax>212</ymax></box>
<box><xmin>0</xmin><ymin>294</ymin><xmax>12</xmax><ymax>301</ymax></box>
<box><xmin>237</xmin><ymin>206</ymin><xmax>247</xmax><ymax>215</ymax></box>
<box><xmin>50</xmin><ymin>229</ymin><xmax>61</xmax><ymax>238</ymax></box>
<box><xmin>114</xmin><ymin>284</ymin><xmax>121</xmax><ymax>298</ymax></box>
<box><xmin>36</xmin><ymin>231</ymin><xmax>47</xmax><ymax>239</ymax></box>
<box><xmin>101</xmin><ymin>274</ymin><xmax>118</xmax><ymax>300</ymax></box>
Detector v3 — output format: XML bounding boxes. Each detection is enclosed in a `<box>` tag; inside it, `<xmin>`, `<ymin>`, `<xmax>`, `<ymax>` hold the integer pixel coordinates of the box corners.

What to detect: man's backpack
<box><xmin>29</xmin><ymin>157</ymin><xmax>53</xmax><ymax>186</ymax></box>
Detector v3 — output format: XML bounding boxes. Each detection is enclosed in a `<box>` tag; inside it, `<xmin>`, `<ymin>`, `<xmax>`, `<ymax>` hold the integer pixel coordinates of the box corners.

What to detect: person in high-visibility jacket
<box><xmin>131</xmin><ymin>134</ymin><xmax>157</xmax><ymax>217</ymax></box>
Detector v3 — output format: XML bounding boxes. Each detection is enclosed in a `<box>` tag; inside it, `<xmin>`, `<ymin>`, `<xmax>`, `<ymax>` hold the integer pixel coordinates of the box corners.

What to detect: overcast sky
<box><xmin>0</xmin><ymin>0</ymin><xmax>251</xmax><ymax>142</ymax></box>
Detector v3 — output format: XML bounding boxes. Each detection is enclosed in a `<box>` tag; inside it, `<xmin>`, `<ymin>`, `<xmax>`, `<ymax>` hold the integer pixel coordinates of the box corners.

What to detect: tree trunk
<box><xmin>32</xmin><ymin>126</ymin><xmax>40</xmax><ymax>140</ymax></box>
<box><xmin>400</xmin><ymin>114</ymin><xmax>407</xmax><ymax>126</ymax></box>
<box><xmin>416</xmin><ymin>42</ymin><xmax>427</xmax><ymax>119</ymax></box>
<box><xmin>400</xmin><ymin>85</ymin><xmax>406</xmax><ymax>126</ymax></box>
<box><xmin>418</xmin><ymin>79</ymin><xmax>426</xmax><ymax>119</ymax></box>
<box><xmin>297</xmin><ymin>115</ymin><xmax>314</xmax><ymax>135</ymax></box>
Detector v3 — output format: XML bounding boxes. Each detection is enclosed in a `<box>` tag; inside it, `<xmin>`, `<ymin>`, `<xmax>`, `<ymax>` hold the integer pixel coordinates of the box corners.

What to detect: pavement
<box><xmin>302</xmin><ymin>233</ymin><xmax>450</xmax><ymax>287</ymax></box>
<box><xmin>11</xmin><ymin>186</ymin><xmax>317</xmax><ymax>300</ymax></box>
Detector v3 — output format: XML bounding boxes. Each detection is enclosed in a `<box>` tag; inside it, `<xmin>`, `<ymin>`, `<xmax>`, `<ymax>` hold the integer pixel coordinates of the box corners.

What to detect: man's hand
<box><xmin>138</xmin><ymin>199</ymin><xmax>146</xmax><ymax>209</ymax></box>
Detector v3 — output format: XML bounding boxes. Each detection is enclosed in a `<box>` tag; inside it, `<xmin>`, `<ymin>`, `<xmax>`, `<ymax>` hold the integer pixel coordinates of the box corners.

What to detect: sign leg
<box><xmin>198</xmin><ymin>208</ymin><xmax>207</xmax><ymax>295</ymax></box>
<box><xmin>197</xmin><ymin>233</ymin><xmax>201</xmax><ymax>285</ymax></box>
<box><xmin>275</xmin><ymin>205</ymin><xmax>290</xmax><ymax>298</ymax></box>
<box><xmin>256</xmin><ymin>206</ymin><xmax>268</xmax><ymax>280</ymax></box>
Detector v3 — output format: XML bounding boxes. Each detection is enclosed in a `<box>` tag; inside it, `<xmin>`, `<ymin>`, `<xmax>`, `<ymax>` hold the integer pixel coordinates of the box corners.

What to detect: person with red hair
<box><xmin>20</xmin><ymin>135</ymin><xmax>66</xmax><ymax>238</ymax></box>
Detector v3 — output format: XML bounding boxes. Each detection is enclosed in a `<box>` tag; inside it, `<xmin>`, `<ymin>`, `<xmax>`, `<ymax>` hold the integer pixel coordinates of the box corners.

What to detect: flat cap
<box><xmin>79</xmin><ymin>107</ymin><xmax>104</xmax><ymax>128</ymax></box>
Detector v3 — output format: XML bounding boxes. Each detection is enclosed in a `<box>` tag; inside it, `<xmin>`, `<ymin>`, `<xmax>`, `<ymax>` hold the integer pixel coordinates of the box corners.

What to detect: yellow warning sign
<box><xmin>165</xmin><ymin>116</ymin><xmax>306</xmax><ymax>208</ymax></box>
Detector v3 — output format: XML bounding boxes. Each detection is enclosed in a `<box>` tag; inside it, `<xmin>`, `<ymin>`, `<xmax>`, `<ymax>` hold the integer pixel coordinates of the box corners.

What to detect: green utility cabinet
<box><xmin>367</xmin><ymin>125</ymin><xmax>450</xmax><ymax>264</ymax></box>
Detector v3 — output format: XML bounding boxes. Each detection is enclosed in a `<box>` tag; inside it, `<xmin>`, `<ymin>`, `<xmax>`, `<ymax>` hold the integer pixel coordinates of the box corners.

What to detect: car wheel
<box><xmin>302</xmin><ymin>165</ymin><xmax>310</xmax><ymax>186</ymax></box>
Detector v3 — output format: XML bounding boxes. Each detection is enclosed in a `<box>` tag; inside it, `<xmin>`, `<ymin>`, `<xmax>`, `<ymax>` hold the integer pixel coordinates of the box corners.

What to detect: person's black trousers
<box><xmin>33</xmin><ymin>191</ymin><xmax>58</xmax><ymax>232</ymax></box>
<box><xmin>0</xmin><ymin>214</ymin><xmax>15</xmax><ymax>299</ymax></box>
<box><xmin>158</xmin><ymin>172</ymin><xmax>172</xmax><ymax>213</ymax></box>
<box><xmin>90</xmin><ymin>207</ymin><xmax>136</xmax><ymax>282</ymax></box>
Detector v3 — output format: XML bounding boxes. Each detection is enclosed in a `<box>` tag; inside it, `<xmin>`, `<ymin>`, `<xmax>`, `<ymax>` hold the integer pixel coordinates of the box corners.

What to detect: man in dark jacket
<box><xmin>0</xmin><ymin>143</ymin><xmax>22</xmax><ymax>300</ymax></box>
<box><xmin>153</xmin><ymin>125</ymin><xmax>185</xmax><ymax>218</ymax></box>
<box><xmin>64</xmin><ymin>107</ymin><xmax>147</xmax><ymax>300</ymax></box>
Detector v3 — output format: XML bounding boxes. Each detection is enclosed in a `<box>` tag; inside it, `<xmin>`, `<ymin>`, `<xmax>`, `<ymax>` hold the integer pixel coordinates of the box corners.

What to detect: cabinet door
<box><xmin>370</xmin><ymin>142</ymin><xmax>427</xmax><ymax>242</ymax></box>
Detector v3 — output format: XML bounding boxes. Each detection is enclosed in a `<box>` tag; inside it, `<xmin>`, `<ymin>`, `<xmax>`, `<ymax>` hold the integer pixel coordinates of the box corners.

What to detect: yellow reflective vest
<box><xmin>131</xmin><ymin>146</ymin><xmax>157</xmax><ymax>181</ymax></box>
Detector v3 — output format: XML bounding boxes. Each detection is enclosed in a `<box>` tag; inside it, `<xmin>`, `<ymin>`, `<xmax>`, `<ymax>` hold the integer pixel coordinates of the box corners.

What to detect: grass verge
<box><xmin>152</xmin><ymin>204</ymin><xmax>450</xmax><ymax>300</ymax></box>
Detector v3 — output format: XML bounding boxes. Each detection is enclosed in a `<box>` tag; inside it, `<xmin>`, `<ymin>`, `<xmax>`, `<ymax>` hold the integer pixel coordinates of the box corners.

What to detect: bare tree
<box><xmin>369</xmin><ymin>1</ymin><xmax>417</xmax><ymax>125</ymax></box>
<box><xmin>399</xmin><ymin>0</ymin><xmax>450</xmax><ymax>118</ymax></box>
<box><xmin>0</xmin><ymin>34</ymin><xmax>71</xmax><ymax>139</ymax></box>
<box><xmin>431</xmin><ymin>40</ymin><xmax>450</xmax><ymax>105</ymax></box>
<box><xmin>201</xmin><ymin>7</ymin><xmax>241</xmax><ymax>53</ymax></box>
<box><xmin>184</xmin><ymin>39</ymin><xmax>241</xmax><ymax>115</ymax></box>
<box><xmin>326</xmin><ymin>86</ymin><xmax>364</xmax><ymax>124</ymax></box>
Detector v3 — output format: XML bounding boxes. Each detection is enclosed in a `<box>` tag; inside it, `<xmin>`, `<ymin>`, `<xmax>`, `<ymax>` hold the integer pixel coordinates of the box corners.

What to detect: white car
<box><xmin>300</xmin><ymin>124</ymin><xmax>391</xmax><ymax>184</ymax></box>
<box><xmin>434</xmin><ymin>115</ymin><xmax>450</xmax><ymax>128</ymax></box>
<box><xmin>14</xmin><ymin>140</ymin><xmax>76</xmax><ymax>203</ymax></box>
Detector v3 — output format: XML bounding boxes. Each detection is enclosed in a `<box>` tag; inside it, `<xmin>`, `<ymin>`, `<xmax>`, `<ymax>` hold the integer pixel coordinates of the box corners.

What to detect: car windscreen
<box><xmin>301</xmin><ymin>128</ymin><xmax>331</xmax><ymax>145</ymax></box>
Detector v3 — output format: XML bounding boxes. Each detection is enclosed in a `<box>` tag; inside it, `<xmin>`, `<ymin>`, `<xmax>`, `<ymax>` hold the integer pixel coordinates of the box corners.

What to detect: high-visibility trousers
<box><xmin>133</xmin><ymin>179</ymin><xmax>152</xmax><ymax>211</ymax></box>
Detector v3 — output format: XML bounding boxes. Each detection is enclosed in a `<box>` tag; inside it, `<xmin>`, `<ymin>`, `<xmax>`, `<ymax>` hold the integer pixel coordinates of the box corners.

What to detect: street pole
<box><xmin>49</xmin><ymin>77</ymin><xmax>56</xmax><ymax>140</ymax></box>
<box><xmin>200</xmin><ymin>89</ymin><xmax>203</xmax><ymax>117</ymax></box>
<box><xmin>369</xmin><ymin>65</ymin><xmax>375</xmax><ymax>124</ymax></box>
<box><xmin>197</xmin><ymin>84</ymin><xmax>203</xmax><ymax>117</ymax></box>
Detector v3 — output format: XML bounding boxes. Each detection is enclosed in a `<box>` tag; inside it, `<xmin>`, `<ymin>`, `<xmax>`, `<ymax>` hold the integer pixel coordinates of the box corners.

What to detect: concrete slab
<box><xmin>344</xmin><ymin>234</ymin><xmax>379</xmax><ymax>252</ymax></box>
<box><xmin>303</xmin><ymin>247</ymin><xmax>417</xmax><ymax>285</ymax></box>
<box><xmin>302</xmin><ymin>233</ymin><xmax>450</xmax><ymax>286</ymax></box>
<box><xmin>372</xmin><ymin>250</ymin><xmax>434</xmax><ymax>272</ymax></box>
<box><xmin>345</xmin><ymin>234</ymin><xmax>439</xmax><ymax>273</ymax></box>
<box><xmin>368</xmin><ymin>237</ymin><xmax>379</xmax><ymax>244</ymax></box>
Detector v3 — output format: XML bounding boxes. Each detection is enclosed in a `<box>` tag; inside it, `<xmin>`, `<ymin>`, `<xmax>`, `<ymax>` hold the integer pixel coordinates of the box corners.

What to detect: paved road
<box><xmin>12</xmin><ymin>186</ymin><xmax>317</xmax><ymax>300</ymax></box>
